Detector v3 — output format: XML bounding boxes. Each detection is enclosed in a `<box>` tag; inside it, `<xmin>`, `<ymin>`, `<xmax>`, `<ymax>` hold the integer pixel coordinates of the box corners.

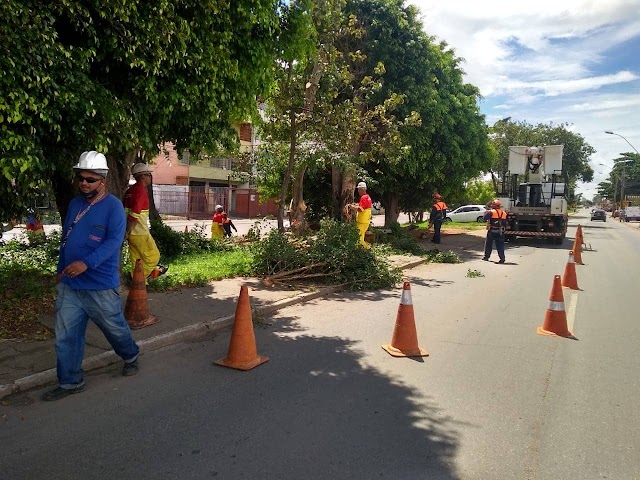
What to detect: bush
<box><xmin>250</xmin><ymin>230</ymin><xmax>307</xmax><ymax>275</ymax></box>
<box><xmin>250</xmin><ymin>219</ymin><xmax>401</xmax><ymax>290</ymax></box>
<box><xmin>373</xmin><ymin>223</ymin><xmax>425</xmax><ymax>256</ymax></box>
<box><xmin>308</xmin><ymin>219</ymin><xmax>400</xmax><ymax>290</ymax></box>
<box><xmin>150</xmin><ymin>219</ymin><xmax>183</xmax><ymax>259</ymax></box>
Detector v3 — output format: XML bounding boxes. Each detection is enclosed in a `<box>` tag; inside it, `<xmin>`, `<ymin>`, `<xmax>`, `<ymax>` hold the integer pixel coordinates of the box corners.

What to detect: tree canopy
<box><xmin>1</xmin><ymin>0</ymin><xmax>285</xmax><ymax>220</ymax></box>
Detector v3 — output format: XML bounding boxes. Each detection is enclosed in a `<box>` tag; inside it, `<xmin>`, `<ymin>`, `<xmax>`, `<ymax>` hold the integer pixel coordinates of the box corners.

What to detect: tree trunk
<box><xmin>290</xmin><ymin>164</ymin><xmax>308</xmax><ymax>235</ymax></box>
<box><xmin>340</xmin><ymin>172</ymin><xmax>356</xmax><ymax>222</ymax></box>
<box><xmin>331</xmin><ymin>164</ymin><xmax>343</xmax><ymax>220</ymax></box>
<box><xmin>278</xmin><ymin>105</ymin><xmax>297</xmax><ymax>233</ymax></box>
<box><xmin>106</xmin><ymin>152</ymin><xmax>133</xmax><ymax>201</ymax></box>
<box><xmin>52</xmin><ymin>171</ymin><xmax>76</xmax><ymax>223</ymax></box>
<box><xmin>383</xmin><ymin>192</ymin><xmax>400</xmax><ymax>226</ymax></box>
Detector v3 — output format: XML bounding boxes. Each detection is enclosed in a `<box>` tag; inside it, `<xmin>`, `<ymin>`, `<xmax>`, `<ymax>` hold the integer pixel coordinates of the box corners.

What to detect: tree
<box><xmin>1</xmin><ymin>0</ymin><xmax>284</xmax><ymax>221</ymax></box>
<box><xmin>343</xmin><ymin>0</ymin><xmax>491</xmax><ymax>226</ymax></box>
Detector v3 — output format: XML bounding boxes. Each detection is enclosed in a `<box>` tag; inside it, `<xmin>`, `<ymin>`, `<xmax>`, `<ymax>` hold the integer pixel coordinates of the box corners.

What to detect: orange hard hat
<box><xmin>493</xmin><ymin>199</ymin><xmax>502</xmax><ymax>207</ymax></box>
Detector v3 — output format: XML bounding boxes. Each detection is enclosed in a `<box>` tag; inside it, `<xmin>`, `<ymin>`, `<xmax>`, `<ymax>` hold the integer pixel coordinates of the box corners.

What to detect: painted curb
<box><xmin>0</xmin><ymin>284</ymin><xmax>345</xmax><ymax>400</ymax></box>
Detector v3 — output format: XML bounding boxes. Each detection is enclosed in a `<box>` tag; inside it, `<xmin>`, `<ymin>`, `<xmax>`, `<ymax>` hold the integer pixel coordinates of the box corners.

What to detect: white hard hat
<box><xmin>357</xmin><ymin>181</ymin><xmax>367</xmax><ymax>189</ymax></box>
<box><xmin>74</xmin><ymin>151</ymin><xmax>108</xmax><ymax>176</ymax></box>
<box><xmin>131</xmin><ymin>163</ymin><xmax>152</xmax><ymax>176</ymax></box>
<box><xmin>215</xmin><ymin>204</ymin><xmax>223</xmax><ymax>210</ymax></box>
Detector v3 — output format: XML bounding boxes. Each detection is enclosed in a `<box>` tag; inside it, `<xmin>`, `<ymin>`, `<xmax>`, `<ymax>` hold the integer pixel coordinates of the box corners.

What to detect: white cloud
<box><xmin>410</xmin><ymin>0</ymin><xmax>640</xmax><ymax>199</ymax></box>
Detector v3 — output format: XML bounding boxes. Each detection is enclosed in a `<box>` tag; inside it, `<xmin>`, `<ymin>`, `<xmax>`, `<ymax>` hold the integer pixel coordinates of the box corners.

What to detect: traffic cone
<box><xmin>214</xmin><ymin>285</ymin><xmax>269</xmax><ymax>370</ymax></box>
<box><xmin>561</xmin><ymin>250</ymin><xmax>580</xmax><ymax>290</ymax></box>
<box><xmin>571</xmin><ymin>236</ymin><xmax>584</xmax><ymax>265</ymax></box>
<box><xmin>124</xmin><ymin>259</ymin><xmax>159</xmax><ymax>329</ymax></box>
<box><xmin>184</xmin><ymin>225</ymin><xmax>189</xmax><ymax>233</ymax></box>
<box><xmin>576</xmin><ymin>224</ymin><xmax>584</xmax><ymax>244</ymax></box>
<box><xmin>537</xmin><ymin>275</ymin><xmax>573</xmax><ymax>338</ymax></box>
<box><xmin>382</xmin><ymin>282</ymin><xmax>429</xmax><ymax>357</ymax></box>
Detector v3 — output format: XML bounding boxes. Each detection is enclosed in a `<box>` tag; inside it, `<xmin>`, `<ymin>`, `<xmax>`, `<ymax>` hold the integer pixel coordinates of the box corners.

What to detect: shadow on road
<box><xmin>1</xmin><ymin>313</ymin><xmax>463</xmax><ymax>480</ymax></box>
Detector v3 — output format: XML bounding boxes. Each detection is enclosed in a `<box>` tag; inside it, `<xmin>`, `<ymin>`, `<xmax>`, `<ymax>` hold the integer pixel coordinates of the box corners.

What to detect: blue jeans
<box><xmin>54</xmin><ymin>283</ymin><xmax>139</xmax><ymax>389</ymax></box>
<box><xmin>484</xmin><ymin>230</ymin><xmax>505</xmax><ymax>261</ymax></box>
<box><xmin>432</xmin><ymin>220</ymin><xmax>443</xmax><ymax>243</ymax></box>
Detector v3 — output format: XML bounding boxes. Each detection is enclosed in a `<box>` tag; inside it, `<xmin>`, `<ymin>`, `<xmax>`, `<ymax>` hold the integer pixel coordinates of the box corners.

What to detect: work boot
<box><xmin>42</xmin><ymin>384</ymin><xmax>86</xmax><ymax>402</ymax></box>
<box><xmin>122</xmin><ymin>359</ymin><xmax>139</xmax><ymax>377</ymax></box>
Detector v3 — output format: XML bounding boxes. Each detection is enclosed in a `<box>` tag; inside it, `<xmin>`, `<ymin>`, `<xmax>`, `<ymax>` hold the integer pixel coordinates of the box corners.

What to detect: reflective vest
<box><xmin>489</xmin><ymin>209</ymin><xmax>507</xmax><ymax>229</ymax></box>
<box><xmin>433</xmin><ymin>201</ymin><xmax>447</xmax><ymax>221</ymax></box>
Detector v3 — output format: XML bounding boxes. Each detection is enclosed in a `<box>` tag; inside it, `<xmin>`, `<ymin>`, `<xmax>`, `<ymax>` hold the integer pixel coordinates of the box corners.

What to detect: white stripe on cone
<box><xmin>401</xmin><ymin>289</ymin><xmax>412</xmax><ymax>305</ymax></box>
<box><xmin>548</xmin><ymin>301</ymin><xmax>565</xmax><ymax>311</ymax></box>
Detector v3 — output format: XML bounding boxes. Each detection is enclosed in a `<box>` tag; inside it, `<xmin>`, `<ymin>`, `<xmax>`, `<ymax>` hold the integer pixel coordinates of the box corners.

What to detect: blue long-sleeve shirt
<box><xmin>58</xmin><ymin>194</ymin><xmax>126</xmax><ymax>290</ymax></box>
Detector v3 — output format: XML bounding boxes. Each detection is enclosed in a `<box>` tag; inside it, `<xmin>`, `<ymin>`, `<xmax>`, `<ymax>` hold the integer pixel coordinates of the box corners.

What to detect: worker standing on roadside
<box><xmin>483</xmin><ymin>199</ymin><xmax>508</xmax><ymax>264</ymax></box>
<box><xmin>428</xmin><ymin>193</ymin><xmax>447</xmax><ymax>244</ymax></box>
<box><xmin>211</xmin><ymin>204</ymin><xmax>224</xmax><ymax>239</ymax></box>
<box><xmin>354</xmin><ymin>181</ymin><xmax>372</xmax><ymax>249</ymax></box>
<box><xmin>123</xmin><ymin>163</ymin><xmax>167</xmax><ymax>279</ymax></box>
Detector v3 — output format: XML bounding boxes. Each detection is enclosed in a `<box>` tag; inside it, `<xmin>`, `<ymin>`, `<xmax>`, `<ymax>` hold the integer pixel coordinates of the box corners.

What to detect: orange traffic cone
<box><xmin>214</xmin><ymin>286</ymin><xmax>269</xmax><ymax>370</ymax></box>
<box><xmin>124</xmin><ymin>259</ymin><xmax>159</xmax><ymax>329</ymax></box>
<box><xmin>382</xmin><ymin>282</ymin><xmax>429</xmax><ymax>357</ymax></box>
<box><xmin>576</xmin><ymin>224</ymin><xmax>584</xmax><ymax>243</ymax></box>
<box><xmin>184</xmin><ymin>225</ymin><xmax>189</xmax><ymax>233</ymax></box>
<box><xmin>571</xmin><ymin>236</ymin><xmax>584</xmax><ymax>264</ymax></box>
<box><xmin>537</xmin><ymin>275</ymin><xmax>573</xmax><ymax>338</ymax></box>
<box><xmin>561</xmin><ymin>250</ymin><xmax>580</xmax><ymax>290</ymax></box>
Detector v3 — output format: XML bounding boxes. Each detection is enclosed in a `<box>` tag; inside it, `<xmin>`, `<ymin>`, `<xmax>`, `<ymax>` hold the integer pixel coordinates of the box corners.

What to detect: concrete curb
<box><xmin>0</xmin><ymin>284</ymin><xmax>345</xmax><ymax>400</ymax></box>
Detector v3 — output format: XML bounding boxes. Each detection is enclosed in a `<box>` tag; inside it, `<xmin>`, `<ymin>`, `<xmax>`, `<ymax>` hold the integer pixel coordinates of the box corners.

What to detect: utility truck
<box><xmin>496</xmin><ymin>145</ymin><xmax>568</xmax><ymax>245</ymax></box>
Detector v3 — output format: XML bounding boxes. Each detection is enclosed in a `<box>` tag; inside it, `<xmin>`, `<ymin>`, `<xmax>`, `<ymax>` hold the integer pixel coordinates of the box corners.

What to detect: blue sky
<box><xmin>410</xmin><ymin>0</ymin><xmax>640</xmax><ymax>199</ymax></box>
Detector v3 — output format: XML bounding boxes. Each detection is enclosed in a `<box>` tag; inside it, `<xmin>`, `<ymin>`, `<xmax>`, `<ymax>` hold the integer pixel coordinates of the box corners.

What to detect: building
<box><xmin>149</xmin><ymin>122</ymin><xmax>278</xmax><ymax>219</ymax></box>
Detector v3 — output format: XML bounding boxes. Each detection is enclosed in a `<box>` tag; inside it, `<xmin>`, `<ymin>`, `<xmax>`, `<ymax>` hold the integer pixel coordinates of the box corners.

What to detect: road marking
<box><xmin>565</xmin><ymin>290</ymin><xmax>578</xmax><ymax>333</ymax></box>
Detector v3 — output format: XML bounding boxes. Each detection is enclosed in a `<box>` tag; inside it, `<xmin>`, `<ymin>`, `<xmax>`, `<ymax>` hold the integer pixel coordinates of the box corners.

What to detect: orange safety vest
<box><xmin>434</xmin><ymin>201</ymin><xmax>447</xmax><ymax>211</ymax></box>
<box><xmin>488</xmin><ymin>209</ymin><xmax>507</xmax><ymax>229</ymax></box>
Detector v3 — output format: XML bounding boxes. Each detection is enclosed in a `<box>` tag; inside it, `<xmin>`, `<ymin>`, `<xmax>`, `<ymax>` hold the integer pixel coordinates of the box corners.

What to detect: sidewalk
<box><xmin>0</xmin><ymin>228</ymin><xmax>484</xmax><ymax>401</ymax></box>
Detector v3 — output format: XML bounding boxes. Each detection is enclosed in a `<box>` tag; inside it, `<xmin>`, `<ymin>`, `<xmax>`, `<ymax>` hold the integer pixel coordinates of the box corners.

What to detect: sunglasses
<box><xmin>77</xmin><ymin>175</ymin><xmax>103</xmax><ymax>184</ymax></box>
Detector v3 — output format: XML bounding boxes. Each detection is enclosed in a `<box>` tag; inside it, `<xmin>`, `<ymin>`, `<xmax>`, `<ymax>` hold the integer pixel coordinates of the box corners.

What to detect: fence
<box><xmin>152</xmin><ymin>185</ymin><xmax>278</xmax><ymax>218</ymax></box>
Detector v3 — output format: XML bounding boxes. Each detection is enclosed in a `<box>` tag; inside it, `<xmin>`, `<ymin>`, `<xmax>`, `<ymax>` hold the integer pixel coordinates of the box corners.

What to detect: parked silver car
<box><xmin>444</xmin><ymin>204</ymin><xmax>489</xmax><ymax>223</ymax></box>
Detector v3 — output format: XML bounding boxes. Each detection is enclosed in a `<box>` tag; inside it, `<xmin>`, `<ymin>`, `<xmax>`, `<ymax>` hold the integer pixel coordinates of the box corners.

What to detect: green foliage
<box><xmin>150</xmin><ymin>220</ymin><xmax>234</xmax><ymax>260</ymax></box>
<box><xmin>0</xmin><ymin>231</ymin><xmax>60</xmax><ymax>305</ymax></box>
<box><xmin>150</xmin><ymin>220</ymin><xmax>183</xmax><ymax>260</ymax></box>
<box><xmin>448</xmin><ymin>179</ymin><xmax>496</xmax><ymax>207</ymax></box>
<box><xmin>1</xmin><ymin>0</ymin><xmax>286</xmax><ymax>220</ymax></box>
<box><xmin>0</xmin><ymin>230</ymin><xmax>60</xmax><ymax>275</ymax></box>
<box><xmin>425</xmin><ymin>249</ymin><xmax>461</xmax><ymax>264</ymax></box>
<box><xmin>466</xmin><ymin>268</ymin><xmax>484</xmax><ymax>278</ymax></box>
<box><xmin>374</xmin><ymin>223</ymin><xmax>425</xmax><ymax>256</ymax></box>
<box><xmin>344</xmin><ymin>0</ymin><xmax>490</xmax><ymax>218</ymax></box>
<box><xmin>251</xmin><ymin>219</ymin><xmax>401</xmax><ymax>290</ymax></box>
<box><xmin>250</xmin><ymin>230</ymin><xmax>307</xmax><ymax>275</ymax></box>
<box><xmin>147</xmin><ymin>250</ymin><xmax>255</xmax><ymax>291</ymax></box>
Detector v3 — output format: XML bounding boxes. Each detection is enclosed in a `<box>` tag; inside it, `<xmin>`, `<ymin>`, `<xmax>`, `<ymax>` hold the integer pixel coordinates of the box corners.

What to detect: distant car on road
<box><xmin>444</xmin><ymin>204</ymin><xmax>489</xmax><ymax>223</ymax></box>
<box><xmin>590</xmin><ymin>209</ymin><xmax>606</xmax><ymax>222</ymax></box>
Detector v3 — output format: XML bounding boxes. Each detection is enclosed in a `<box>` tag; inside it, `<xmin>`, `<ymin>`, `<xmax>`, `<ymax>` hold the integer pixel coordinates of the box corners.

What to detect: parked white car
<box><xmin>444</xmin><ymin>204</ymin><xmax>489</xmax><ymax>223</ymax></box>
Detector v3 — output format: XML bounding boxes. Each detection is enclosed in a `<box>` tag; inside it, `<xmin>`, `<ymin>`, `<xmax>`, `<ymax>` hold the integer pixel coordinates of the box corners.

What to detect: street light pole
<box><xmin>605</xmin><ymin>130</ymin><xmax>639</xmax><ymax>155</ymax></box>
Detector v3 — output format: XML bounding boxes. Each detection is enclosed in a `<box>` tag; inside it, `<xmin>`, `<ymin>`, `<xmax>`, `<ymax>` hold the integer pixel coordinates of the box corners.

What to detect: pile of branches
<box><xmin>250</xmin><ymin>219</ymin><xmax>401</xmax><ymax>290</ymax></box>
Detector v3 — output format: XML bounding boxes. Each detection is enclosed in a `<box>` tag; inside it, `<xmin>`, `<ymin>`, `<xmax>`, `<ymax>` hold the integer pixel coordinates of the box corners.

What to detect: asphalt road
<box><xmin>1</xmin><ymin>211</ymin><xmax>639</xmax><ymax>479</ymax></box>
